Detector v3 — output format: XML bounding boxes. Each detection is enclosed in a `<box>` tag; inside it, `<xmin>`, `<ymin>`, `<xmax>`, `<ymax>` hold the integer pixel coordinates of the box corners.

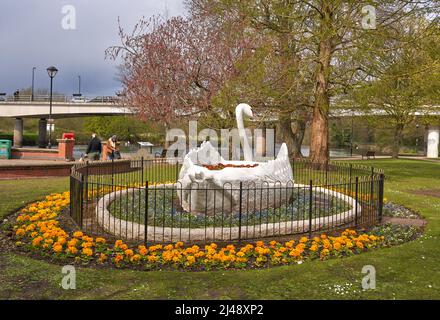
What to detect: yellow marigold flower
<box><xmin>333</xmin><ymin>242</ymin><xmax>342</xmax><ymax>250</ymax></box>
<box><xmin>164</xmin><ymin>244</ymin><xmax>174</xmax><ymax>251</ymax></box>
<box><xmin>95</xmin><ymin>237</ymin><xmax>106</xmax><ymax>244</ymax></box>
<box><xmin>98</xmin><ymin>253</ymin><xmax>107</xmax><ymax>262</ymax></box>
<box><xmin>256</xmin><ymin>241</ymin><xmax>265</xmax><ymax>247</ymax></box>
<box><xmin>52</xmin><ymin>243</ymin><xmax>63</xmax><ymax>253</ymax></box>
<box><xmin>310</xmin><ymin>244</ymin><xmax>318</xmax><ymax>251</ymax></box>
<box><xmin>114</xmin><ymin>253</ymin><xmax>123</xmax><ymax>264</ymax></box>
<box><xmin>120</xmin><ymin>244</ymin><xmax>128</xmax><ymax>251</ymax></box>
<box><xmin>138</xmin><ymin>245</ymin><xmax>148</xmax><ymax>255</ymax></box>
<box><xmin>67</xmin><ymin>246</ymin><xmax>78</xmax><ymax>254</ymax></box>
<box><xmin>299</xmin><ymin>236</ymin><xmax>308</xmax><ymax>243</ymax></box>
<box><xmin>356</xmin><ymin>241</ymin><xmax>364</xmax><ymax>249</ymax></box>
<box><xmin>81</xmin><ymin>242</ymin><xmax>93</xmax><ymax>248</ymax></box>
<box><xmin>147</xmin><ymin>255</ymin><xmax>158</xmax><ymax>262</ymax></box>
<box><xmin>269</xmin><ymin>240</ymin><xmax>278</xmax><ymax>247</ymax></box>
<box><xmin>15</xmin><ymin>228</ymin><xmax>26</xmax><ymax>236</ymax></box>
<box><xmin>82</xmin><ymin>247</ymin><xmax>93</xmax><ymax>256</ymax></box>
<box><xmin>130</xmin><ymin>254</ymin><xmax>141</xmax><ymax>263</ymax></box>
<box><xmin>289</xmin><ymin>249</ymin><xmax>301</xmax><ymax>257</ymax></box>
<box><xmin>114</xmin><ymin>239</ymin><xmax>123</xmax><ymax>248</ymax></box>
<box><xmin>320</xmin><ymin>234</ymin><xmax>327</xmax><ymax>239</ymax></box>
<box><xmin>236</xmin><ymin>251</ymin><xmax>245</xmax><ymax>257</ymax></box>
<box><xmin>186</xmin><ymin>255</ymin><xmax>196</xmax><ymax>264</ymax></box>
<box><xmin>175</xmin><ymin>241</ymin><xmax>184</xmax><ymax>248</ymax></box>
<box><xmin>285</xmin><ymin>240</ymin><xmax>295</xmax><ymax>248</ymax></box>
<box><xmin>124</xmin><ymin>249</ymin><xmax>134</xmax><ymax>257</ymax></box>
<box><xmin>73</xmin><ymin>231</ymin><xmax>83</xmax><ymax>238</ymax></box>
<box><xmin>68</xmin><ymin>238</ymin><xmax>78</xmax><ymax>247</ymax></box>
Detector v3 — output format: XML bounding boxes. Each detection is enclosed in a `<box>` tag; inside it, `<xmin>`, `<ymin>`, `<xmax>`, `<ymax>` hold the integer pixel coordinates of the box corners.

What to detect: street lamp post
<box><xmin>46</xmin><ymin>66</ymin><xmax>58</xmax><ymax>149</ymax></box>
<box><xmin>31</xmin><ymin>67</ymin><xmax>36</xmax><ymax>101</ymax></box>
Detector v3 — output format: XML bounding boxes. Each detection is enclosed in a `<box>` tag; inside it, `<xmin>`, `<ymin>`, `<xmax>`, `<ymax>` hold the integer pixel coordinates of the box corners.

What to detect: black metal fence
<box><xmin>70</xmin><ymin>158</ymin><xmax>384</xmax><ymax>245</ymax></box>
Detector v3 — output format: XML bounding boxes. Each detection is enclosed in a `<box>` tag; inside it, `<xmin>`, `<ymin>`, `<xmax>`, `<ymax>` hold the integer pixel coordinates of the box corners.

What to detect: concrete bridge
<box><xmin>0</xmin><ymin>95</ymin><xmax>131</xmax><ymax>148</ymax></box>
<box><xmin>0</xmin><ymin>95</ymin><xmax>439</xmax><ymax>158</ymax></box>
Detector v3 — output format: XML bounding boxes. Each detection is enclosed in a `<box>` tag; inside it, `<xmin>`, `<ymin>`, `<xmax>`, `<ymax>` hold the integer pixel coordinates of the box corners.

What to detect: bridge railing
<box><xmin>0</xmin><ymin>94</ymin><xmax>120</xmax><ymax>104</ymax></box>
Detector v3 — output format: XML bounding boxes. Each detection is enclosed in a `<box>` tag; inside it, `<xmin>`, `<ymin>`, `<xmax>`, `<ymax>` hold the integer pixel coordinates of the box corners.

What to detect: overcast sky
<box><xmin>0</xmin><ymin>0</ymin><xmax>186</xmax><ymax>97</ymax></box>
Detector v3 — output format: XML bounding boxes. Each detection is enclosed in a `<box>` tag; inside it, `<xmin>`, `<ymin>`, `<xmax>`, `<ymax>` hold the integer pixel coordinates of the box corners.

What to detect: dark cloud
<box><xmin>0</xmin><ymin>0</ymin><xmax>186</xmax><ymax>97</ymax></box>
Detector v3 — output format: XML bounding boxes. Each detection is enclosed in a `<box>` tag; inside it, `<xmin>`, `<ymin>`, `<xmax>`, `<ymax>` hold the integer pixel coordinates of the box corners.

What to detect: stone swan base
<box><xmin>94</xmin><ymin>184</ymin><xmax>360</xmax><ymax>242</ymax></box>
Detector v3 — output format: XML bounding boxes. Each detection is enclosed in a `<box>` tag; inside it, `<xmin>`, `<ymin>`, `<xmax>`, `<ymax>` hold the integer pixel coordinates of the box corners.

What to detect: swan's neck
<box><xmin>236</xmin><ymin>107</ymin><xmax>253</xmax><ymax>161</ymax></box>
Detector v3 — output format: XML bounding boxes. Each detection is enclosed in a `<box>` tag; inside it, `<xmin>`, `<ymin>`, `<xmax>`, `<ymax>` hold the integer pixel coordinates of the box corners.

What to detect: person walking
<box><xmin>107</xmin><ymin>135</ymin><xmax>121</xmax><ymax>160</ymax></box>
<box><xmin>86</xmin><ymin>133</ymin><xmax>102</xmax><ymax>161</ymax></box>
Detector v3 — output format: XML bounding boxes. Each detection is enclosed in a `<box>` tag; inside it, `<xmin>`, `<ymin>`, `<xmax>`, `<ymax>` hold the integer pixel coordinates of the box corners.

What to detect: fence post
<box><xmin>141</xmin><ymin>156</ymin><xmax>144</xmax><ymax>183</ymax></box>
<box><xmin>349</xmin><ymin>164</ymin><xmax>353</xmax><ymax>184</ymax></box>
<box><xmin>111</xmin><ymin>157</ymin><xmax>115</xmax><ymax>186</ymax></box>
<box><xmin>355</xmin><ymin>176</ymin><xmax>359</xmax><ymax>228</ymax></box>
<box><xmin>308</xmin><ymin>180</ymin><xmax>313</xmax><ymax>238</ymax></box>
<box><xmin>238</xmin><ymin>182</ymin><xmax>243</xmax><ymax>243</ymax></box>
<box><xmin>175</xmin><ymin>160</ymin><xmax>179</xmax><ymax>182</ymax></box>
<box><xmin>378</xmin><ymin>173</ymin><xmax>384</xmax><ymax>223</ymax></box>
<box><xmin>69</xmin><ymin>174</ymin><xmax>73</xmax><ymax>217</ymax></box>
<box><xmin>144</xmin><ymin>181</ymin><xmax>149</xmax><ymax>245</ymax></box>
<box><xmin>79</xmin><ymin>174</ymin><xmax>84</xmax><ymax>229</ymax></box>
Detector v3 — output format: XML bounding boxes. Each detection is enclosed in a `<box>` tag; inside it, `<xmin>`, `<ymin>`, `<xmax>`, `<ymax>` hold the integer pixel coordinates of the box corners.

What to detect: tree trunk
<box><xmin>309</xmin><ymin>39</ymin><xmax>331</xmax><ymax>164</ymax></box>
<box><xmin>291</xmin><ymin>118</ymin><xmax>306</xmax><ymax>158</ymax></box>
<box><xmin>279</xmin><ymin>115</ymin><xmax>306</xmax><ymax>159</ymax></box>
<box><xmin>392</xmin><ymin>123</ymin><xmax>404</xmax><ymax>159</ymax></box>
<box><xmin>279</xmin><ymin>116</ymin><xmax>296</xmax><ymax>159</ymax></box>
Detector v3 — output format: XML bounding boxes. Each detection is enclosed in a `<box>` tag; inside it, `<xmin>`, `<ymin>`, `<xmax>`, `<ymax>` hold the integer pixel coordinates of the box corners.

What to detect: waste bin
<box><xmin>0</xmin><ymin>140</ymin><xmax>12</xmax><ymax>159</ymax></box>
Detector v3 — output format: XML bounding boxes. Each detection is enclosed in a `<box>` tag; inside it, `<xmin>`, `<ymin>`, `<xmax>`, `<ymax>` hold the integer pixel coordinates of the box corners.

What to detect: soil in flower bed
<box><xmin>108</xmin><ymin>188</ymin><xmax>352</xmax><ymax>228</ymax></box>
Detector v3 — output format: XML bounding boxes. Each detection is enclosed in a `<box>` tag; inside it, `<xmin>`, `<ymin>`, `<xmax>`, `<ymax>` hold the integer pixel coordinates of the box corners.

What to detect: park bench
<box><xmin>362</xmin><ymin>151</ymin><xmax>376</xmax><ymax>160</ymax></box>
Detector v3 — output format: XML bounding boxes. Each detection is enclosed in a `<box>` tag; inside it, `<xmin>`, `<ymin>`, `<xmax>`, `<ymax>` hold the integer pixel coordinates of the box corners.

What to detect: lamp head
<box><xmin>46</xmin><ymin>66</ymin><xmax>58</xmax><ymax>78</ymax></box>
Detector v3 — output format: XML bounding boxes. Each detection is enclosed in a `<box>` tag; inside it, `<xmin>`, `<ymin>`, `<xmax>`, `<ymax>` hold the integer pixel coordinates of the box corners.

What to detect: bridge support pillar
<box><xmin>38</xmin><ymin>118</ymin><xmax>47</xmax><ymax>148</ymax></box>
<box><xmin>13</xmin><ymin>118</ymin><xmax>23</xmax><ymax>147</ymax></box>
<box><xmin>427</xmin><ymin>125</ymin><xmax>439</xmax><ymax>158</ymax></box>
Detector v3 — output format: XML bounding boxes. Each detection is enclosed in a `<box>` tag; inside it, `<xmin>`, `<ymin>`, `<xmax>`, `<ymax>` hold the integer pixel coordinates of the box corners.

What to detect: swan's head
<box><xmin>236</xmin><ymin>103</ymin><xmax>253</xmax><ymax>119</ymax></box>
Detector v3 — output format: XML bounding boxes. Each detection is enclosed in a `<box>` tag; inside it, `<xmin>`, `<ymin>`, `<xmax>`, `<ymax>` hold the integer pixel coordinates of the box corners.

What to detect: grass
<box><xmin>0</xmin><ymin>177</ymin><xmax>69</xmax><ymax>220</ymax></box>
<box><xmin>1</xmin><ymin>159</ymin><xmax>439</xmax><ymax>299</ymax></box>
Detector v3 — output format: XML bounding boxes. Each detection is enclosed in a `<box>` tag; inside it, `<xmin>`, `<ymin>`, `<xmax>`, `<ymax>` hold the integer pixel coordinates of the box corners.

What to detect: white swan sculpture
<box><xmin>177</xmin><ymin>103</ymin><xmax>294</xmax><ymax>215</ymax></box>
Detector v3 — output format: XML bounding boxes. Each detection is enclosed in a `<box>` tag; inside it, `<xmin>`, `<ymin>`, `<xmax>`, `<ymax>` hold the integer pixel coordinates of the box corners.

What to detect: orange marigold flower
<box><xmin>67</xmin><ymin>246</ymin><xmax>78</xmax><ymax>254</ymax></box>
<box><xmin>175</xmin><ymin>241</ymin><xmax>184</xmax><ymax>248</ymax></box>
<box><xmin>299</xmin><ymin>236</ymin><xmax>308</xmax><ymax>243</ymax></box>
<box><xmin>73</xmin><ymin>231</ymin><xmax>83</xmax><ymax>238</ymax></box>
<box><xmin>52</xmin><ymin>243</ymin><xmax>63</xmax><ymax>253</ymax></box>
<box><xmin>114</xmin><ymin>239</ymin><xmax>123</xmax><ymax>248</ymax></box>
<box><xmin>138</xmin><ymin>245</ymin><xmax>148</xmax><ymax>255</ymax></box>
<box><xmin>95</xmin><ymin>237</ymin><xmax>106</xmax><ymax>244</ymax></box>
<box><xmin>124</xmin><ymin>249</ymin><xmax>134</xmax><ymax>257</ymax></box>
<box><xmin>114</xmin><ymin>253</ymin><xmax>123</xmax><ymax>264</ymax></box>
<box><xmin>82</xmin><ymin>247</ymin><xmax>93</xmax><ymax>256</ymax></box>
<box><xmin>15</xmin><ymin>228</ymin><xmax>26</xmax><ymax>236</ymax></box>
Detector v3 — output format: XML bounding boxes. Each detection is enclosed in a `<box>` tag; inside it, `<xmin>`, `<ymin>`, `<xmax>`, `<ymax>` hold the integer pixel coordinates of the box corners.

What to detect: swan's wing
<box><xmin>187</xmin><ymin>141</ymin><xmax>224</xmax><ymax>165</ymax></box>
<box><xmin>260</xmin><ymin>143</ymin><xmax>293</xmax><ymax>183</ymax></box>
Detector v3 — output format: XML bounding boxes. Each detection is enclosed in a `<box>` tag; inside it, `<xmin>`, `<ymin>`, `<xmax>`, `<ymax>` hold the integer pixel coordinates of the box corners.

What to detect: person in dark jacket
<box><xmin>86</xmin><ymin>133</ymin><xmax>102</xmax><ymax>160</ymax></box>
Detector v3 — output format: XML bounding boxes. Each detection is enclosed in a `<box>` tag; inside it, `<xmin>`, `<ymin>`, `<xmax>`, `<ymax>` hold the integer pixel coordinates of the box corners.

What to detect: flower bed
<box><xmin>202</xmin><ymin>163</ymin><xmax>259</xmax><ymax>170</ymax></box>
<box><xmin>12</xmin><ymin>191</ymin><xmax>385</xmax><ymax>270</ymax></box>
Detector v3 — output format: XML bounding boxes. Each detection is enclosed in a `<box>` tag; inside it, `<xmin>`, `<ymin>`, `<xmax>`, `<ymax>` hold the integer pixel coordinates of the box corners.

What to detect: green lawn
<box><xmin>1</xmin><ymin>159</ymin><xmax>439</xmax><ymax>299</ymax></box>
